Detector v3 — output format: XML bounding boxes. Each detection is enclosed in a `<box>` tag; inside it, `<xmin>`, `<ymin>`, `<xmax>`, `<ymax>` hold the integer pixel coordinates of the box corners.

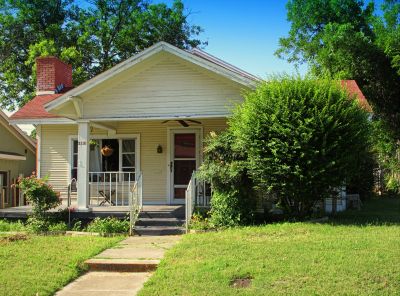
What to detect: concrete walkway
<box><xmin>56</xmin><ymin>235</ymin><xmax>181</xmax><ymax>296</ymax></box>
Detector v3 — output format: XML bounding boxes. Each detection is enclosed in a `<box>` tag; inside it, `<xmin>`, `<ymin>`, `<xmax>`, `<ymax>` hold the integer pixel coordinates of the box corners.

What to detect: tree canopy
<box><xmin>276</xmin><ymin>0</ymin><xmax>400</xmax><ymax>138</ymax></box>
<box><xmin>0</xmin><ymin>0</ymin><xmax>205</xmax><ymax>110</ymax></box>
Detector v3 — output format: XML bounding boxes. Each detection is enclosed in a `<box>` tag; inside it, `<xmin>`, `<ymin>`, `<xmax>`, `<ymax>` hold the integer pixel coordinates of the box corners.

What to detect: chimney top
<box><xmin>36</xmin><ymin>56</ymin><xmax>73</xmax><ymax>95</ymax></box>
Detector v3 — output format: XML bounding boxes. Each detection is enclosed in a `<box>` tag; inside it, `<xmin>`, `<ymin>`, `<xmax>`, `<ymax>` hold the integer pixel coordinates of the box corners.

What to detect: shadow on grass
<box><xmin>327</xmin><ymin>197</ymin><xmax>400</xmax><ymax>226</ymax></box>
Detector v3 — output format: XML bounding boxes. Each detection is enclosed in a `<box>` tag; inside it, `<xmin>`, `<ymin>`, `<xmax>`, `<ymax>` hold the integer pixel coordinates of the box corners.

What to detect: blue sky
<box><xmin>154</xmin><ymin>0</ymin><xmax>386</xmax><ymax>78</ymax></box>
<box><xmin>160</xmin><ymin>0</ymin><xmax>306</xmax><ymax>78</ymax></box>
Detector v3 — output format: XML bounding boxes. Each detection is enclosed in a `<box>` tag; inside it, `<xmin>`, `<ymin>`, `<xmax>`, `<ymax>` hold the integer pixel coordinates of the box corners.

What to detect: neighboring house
<box><xmin>0</xmin><ymin>110</ymin><xmax>36</xmax><ymax>208</ymax></box>
<box><xmin>9</xmin><ymin>42</ymin><xmax>369</xmax><ymax>212</ymax></box>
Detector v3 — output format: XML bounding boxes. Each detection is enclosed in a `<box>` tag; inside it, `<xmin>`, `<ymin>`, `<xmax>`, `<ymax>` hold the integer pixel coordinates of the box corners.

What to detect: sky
<box><xmin>156</xmin><ymin>0</ymin><xmax>308</xmax><ymax>78</ymax></box>
<box><xmin>154</xmin><ymin>0</ymin><xmax>386</xmax><ymax>78</ymax></box>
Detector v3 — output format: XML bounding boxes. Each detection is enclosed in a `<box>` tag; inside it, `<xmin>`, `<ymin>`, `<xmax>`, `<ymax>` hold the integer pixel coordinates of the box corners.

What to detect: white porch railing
<box><xmin>129</xmin><ymin>172</ymin><xmax>143</xmax><ymax>235</ymax></box>
<box><xmin>185</xmin><ymin>171</ymin><xmax>212</xmax><ymax>232</ymax></box>
<box><xmin>88</xmin><ymin>171</ymin><xmax>138</xmax><ymax>206</ymax></box>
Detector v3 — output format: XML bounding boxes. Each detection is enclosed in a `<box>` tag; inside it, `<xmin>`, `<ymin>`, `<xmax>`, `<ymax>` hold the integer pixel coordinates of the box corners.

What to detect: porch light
<box><xmin>157</xmin><ymin>145</ymin><xmax>163</xmax><ymax>154</ymax></box>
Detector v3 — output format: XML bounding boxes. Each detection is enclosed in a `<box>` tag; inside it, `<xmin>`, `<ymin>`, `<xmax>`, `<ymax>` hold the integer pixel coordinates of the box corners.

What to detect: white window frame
<box><xmin>68</xmin><ymin>134</ymin><xmax>140</xmax><ymax>182</ymax></box>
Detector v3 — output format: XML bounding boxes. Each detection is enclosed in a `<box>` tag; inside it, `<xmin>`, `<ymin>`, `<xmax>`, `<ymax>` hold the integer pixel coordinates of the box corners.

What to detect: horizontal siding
<box><xmin>40</xmin><ymin>124</ymin><xmax>77</xmax><ymax>196</ymax></box>
<box><xmin>0</xmin><ymin>121</ymin><xmax>35</xmax><ymax>179</ymax></box>
<box><xmin>82</xmin><ymin>53</ymin><xmax>245</xmax><ymax>119</ymax></box>
<box><xmin>40</xmin><ymin>118</ymin><xmax>228</xmax><ymax>204</ymax></box>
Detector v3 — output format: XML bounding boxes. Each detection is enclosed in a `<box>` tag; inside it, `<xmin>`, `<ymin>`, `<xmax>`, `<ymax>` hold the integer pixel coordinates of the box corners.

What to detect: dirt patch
<box><xmin>230</xmin><ymin>276</ymin><xmax>253</xmax><ymax>288</ymax></box>
<box><xmin>0</xmin><ymin>233</ymin><xmax>29</xmax><ymax>243</ymax></box>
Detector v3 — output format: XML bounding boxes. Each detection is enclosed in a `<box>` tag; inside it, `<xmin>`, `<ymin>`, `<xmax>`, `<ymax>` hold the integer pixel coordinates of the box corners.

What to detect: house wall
<box><xmin>0</xmin><ymin>124</ymin><xmax>35</xmax><ymax>180</ymax></box>
<box><xmin>79</xmin><ymin>52</ymin><xmax>245</xmax><ymax>119</ymax></box>
<box><xmin>39</xmin><ymin>118</ymin><xmax>227</xmax><ymax>204</ymax></box>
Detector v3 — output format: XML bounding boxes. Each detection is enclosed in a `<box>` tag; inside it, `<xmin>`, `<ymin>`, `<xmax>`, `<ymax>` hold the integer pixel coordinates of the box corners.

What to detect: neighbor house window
<box><xmin>71</xmin><ymin>138</ymin><xmax>136</xmax><ymax>180</ymax></box>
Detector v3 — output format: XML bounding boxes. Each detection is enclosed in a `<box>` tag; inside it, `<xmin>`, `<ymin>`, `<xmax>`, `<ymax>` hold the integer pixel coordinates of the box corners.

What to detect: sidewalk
<box><xmin>56</xmin><ymin>235</ymin><xmax>181</xmax><ymax>296</ymax></box>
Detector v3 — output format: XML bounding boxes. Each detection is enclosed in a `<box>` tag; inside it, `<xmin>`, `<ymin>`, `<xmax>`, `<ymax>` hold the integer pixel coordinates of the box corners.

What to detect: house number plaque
<box><xmin>78</xmin><ymin>141</ymin><xmax>87</xmax><ymax>146</ymax></box>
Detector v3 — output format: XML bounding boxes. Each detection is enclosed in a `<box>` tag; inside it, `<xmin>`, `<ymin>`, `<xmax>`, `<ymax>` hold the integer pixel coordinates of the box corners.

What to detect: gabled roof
<box><xmin>10</xmin><ymin>94</ymin><xmax>63</xmax><ymax>120</ymax></box>
<box><xmin>0</xmin><ymin>110</ymin><xmax>36</xmax><ymax>153</ymax></box>
<box><xmin>341</xmin><ymin>80</ymin><xmax>372</xmax><ymax>112</ymax></box>
<box><xmin>44</xmin><ymin>42</ymin><xmax>260</xmax><ymax>112</ymax></box>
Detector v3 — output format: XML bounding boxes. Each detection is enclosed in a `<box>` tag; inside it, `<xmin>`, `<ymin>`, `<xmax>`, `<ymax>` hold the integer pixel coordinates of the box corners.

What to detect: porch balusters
<box><xmin>88</xmin><ymin>171</ymin><xmax>136</xmax><ymax>206</ymax></box>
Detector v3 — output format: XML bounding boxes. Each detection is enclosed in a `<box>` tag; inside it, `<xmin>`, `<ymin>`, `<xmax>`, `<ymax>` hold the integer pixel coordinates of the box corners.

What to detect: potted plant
<box><xmin>101</xmin><ymin>145</ymin><xmax>114</xmax><ymax>157</ymax></box>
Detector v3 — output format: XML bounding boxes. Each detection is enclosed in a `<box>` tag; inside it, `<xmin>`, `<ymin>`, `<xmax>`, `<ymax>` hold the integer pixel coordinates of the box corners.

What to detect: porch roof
<box><xmin>0</xmin><ymin>151</ymin><xmax>26</xmax><ymax>160</ymax></box>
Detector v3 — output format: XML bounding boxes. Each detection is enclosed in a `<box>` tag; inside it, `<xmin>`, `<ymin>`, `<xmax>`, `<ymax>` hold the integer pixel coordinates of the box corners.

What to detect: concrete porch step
<box><xmin>85</xmin><ymin>258</ymin><xmax>159</xmax><ymax>272</ymax></box>
<box><xmin>139</xmin><ymin>212</ymin><xmax>184</xmax><ymax>220</ymax></box>
<box><xmin>136</xmin><ymin>217</ymin><xmax>185</xmax><ymax>227</ymax></box>
<box><xmin>134</xmin><ymin>225</ymin><xmax>185</xmax><ymax>236</ymax></box>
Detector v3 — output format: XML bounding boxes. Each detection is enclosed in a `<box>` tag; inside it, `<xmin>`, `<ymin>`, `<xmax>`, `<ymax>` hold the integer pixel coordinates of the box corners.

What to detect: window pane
<box><xmin>174</xmin><ymin>188</ymin><xmax>186</xmax><ymax>199</ymax></box>
<box><xmin>101</xmin><ymin>139</ymin><xmax>119</xmax><ymax>171</ymax></box>
<box><xmin>73</xmin><ymin>154</ymin><xmax>78</xmax><ymax>168</ymax></box>
<box><xmin>174</xmin><ymin>134</ymin><xmax>195</xmax><ymax>158</ymax></box>
<box><xmin>122</xmin><ymin>139</ymin><xmax>135</xmax><ymax>153</ymax></box>
<box><xmin>73</xmin><ymin>140</ymin><xmax>78</xmax><ymax>152</ymax></box>
<box><xmin>122</xmin><ymin>154</ymin><xmax>135</xmax><ymax>167</ymax></box>
<box><xmin>71</xmin><ymin>169</ymin><xmax>77</xmax><ymax>180</ymax></box>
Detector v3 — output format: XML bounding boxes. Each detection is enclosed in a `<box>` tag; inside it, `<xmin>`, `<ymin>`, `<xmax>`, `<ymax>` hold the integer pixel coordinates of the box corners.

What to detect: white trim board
<box><xmin>9</xmin><ymin>118</ymin><xmax>76</xmax><ymax>125</ymax></box>
<box><xmin>0</xmin><ymin>153</ymin><xmax>26</xmax><ymax>161</ymax></box>
<box><xmin>10</xmin><ymin>114</ymin><xmax>230</xmax><ymax>125</ymax></box>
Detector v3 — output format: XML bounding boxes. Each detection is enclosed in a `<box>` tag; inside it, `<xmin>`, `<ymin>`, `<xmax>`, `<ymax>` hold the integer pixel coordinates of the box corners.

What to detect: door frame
<box><xmin>166</xmin><ymin>127</ymin><xmax>203</xmax><ymax>205</ymax></box>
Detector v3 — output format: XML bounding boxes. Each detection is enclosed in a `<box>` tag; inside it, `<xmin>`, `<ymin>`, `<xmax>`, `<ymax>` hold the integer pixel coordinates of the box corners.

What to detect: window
<box><xmin>71</xmin><ymin>140</ymin><xmax>78</xmax><ymax>179</ymax></box>
<box><xmin>122</xmin><ymin>139</ymin><xmax>135</xmax><ymax>181</ymax></box>
<box><xmin>71</xmin><ymin>138</ymin><xmax>136</xmax><ymax>180</ymax></box>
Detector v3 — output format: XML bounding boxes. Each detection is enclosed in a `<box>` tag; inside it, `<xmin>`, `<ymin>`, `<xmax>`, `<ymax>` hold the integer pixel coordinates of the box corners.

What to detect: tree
<box><xmin>230</xmin><ymin>77</ymin><xmax>371</xmax><ymax>217</ymax></box>
<box><xmin>276</xmin><ymin>0</ymin><xmax>400</xmax><ymax>137</ymax></box>
<box><xmin>276</xmin><ymin>0</ymin><xmax>400</xmax><ymax>192</ymax></box>
<box><xmin>0</xmin><ymin>0</ymin><xmax>204</xmax><ymax>110</ymax></box>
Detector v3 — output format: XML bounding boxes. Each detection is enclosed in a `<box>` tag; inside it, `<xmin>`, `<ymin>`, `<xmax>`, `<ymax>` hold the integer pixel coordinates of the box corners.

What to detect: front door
<box><xmin>169</xmin><ymin>130</ymin><xmax>199</xmax><ymax>204</ymax></box>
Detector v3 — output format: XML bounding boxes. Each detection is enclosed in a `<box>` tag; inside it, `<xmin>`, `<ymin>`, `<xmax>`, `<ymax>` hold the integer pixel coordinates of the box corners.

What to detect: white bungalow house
<box><xmin>10</xmin><ymin>42</ymin><xmax>259</xmax><ymax>211</ymax></box>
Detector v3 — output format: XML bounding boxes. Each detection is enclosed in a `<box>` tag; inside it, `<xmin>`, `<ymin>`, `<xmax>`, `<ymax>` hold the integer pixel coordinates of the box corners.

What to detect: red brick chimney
<box><xmin>36</xmin><ymin>56</ymin><xmax>73</xmax><ymax>95</ymax></box>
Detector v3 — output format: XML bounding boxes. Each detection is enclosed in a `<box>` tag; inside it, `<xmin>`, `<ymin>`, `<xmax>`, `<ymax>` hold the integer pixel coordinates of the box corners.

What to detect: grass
<box><xmin>0</xmin><ymin>235</ymin><xmax>122</xmax><ymax>296</ymax></box>
<box><xmin>139</xmin><ymin>198</ymin><xmax>400</xmax><ymax>296</ymax></box>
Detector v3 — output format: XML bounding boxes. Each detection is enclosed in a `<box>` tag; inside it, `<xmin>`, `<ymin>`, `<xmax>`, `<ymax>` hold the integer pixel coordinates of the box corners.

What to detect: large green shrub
<box><xmin>230</xmin><ymin>77</ymin><xmax>371</xmax><ymax>217</ymax></box>
<box><xmin>198</xmin><ymin>132</ymin><xmax>256</xmax><ymax>227</ymax></box>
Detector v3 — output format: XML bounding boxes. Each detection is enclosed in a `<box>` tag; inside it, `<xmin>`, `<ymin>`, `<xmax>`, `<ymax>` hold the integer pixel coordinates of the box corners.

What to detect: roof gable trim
<box><xmin>45</xmin><ymin>42</ymin><xmax>259</xmax><ymax>112</ymax></box>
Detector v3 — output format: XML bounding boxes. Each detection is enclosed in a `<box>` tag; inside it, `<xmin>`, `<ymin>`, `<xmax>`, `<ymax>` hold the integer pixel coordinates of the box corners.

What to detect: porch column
<box><xmin>77</xmin><ymin>120</ymin><xmax>90</xmax><ymax>211</ymax></box>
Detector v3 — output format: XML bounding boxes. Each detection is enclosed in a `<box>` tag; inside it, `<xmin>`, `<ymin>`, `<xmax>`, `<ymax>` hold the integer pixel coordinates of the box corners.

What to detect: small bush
<box><xmin>209</xmin><ymin>190</ymin><xmax>253</xmax><ymax>227</ymax></box>
<box><xmin>26</xmin><ymin>217</ymin><xmax>50</xmax><ymax>233</ymax></box>
<box><xmin>71</xmin><ymin>220</ymin><xmax>82</xmax><ymax>231</ymax></box>
<box><xmin>86</xmin><ymin>217</ymin><xmax>129</xmax><ymax>234</ymax></box>
<box><xmin>18</xmin><ymin>174</ymin><xmax>61</xmax><ymax>231</ymax></box>
<box><xmin>48</xmin><ymin>222</ymin><xmax>68</xmax><ymax>232</ymax></box>
<box><xmin>190</xmin><ymin>211</ymin><xmax>213</xmax><ymax>230</ymax></box>
<box><xmin>0</xmin><ymin>220</ymin><xmax>26</xmax><ymax>232</ymax></box>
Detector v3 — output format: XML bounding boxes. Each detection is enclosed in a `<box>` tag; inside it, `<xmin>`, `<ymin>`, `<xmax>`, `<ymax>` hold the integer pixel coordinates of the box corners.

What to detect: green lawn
<box><xmin>0</xmin><ymin>235</ymin><xmax>122</xmax><ymax>296</ymax></box>
<box><xmin>140</xmin><ymin>198</ymin><xmax>400</xmax><ymax>296</ymax></box>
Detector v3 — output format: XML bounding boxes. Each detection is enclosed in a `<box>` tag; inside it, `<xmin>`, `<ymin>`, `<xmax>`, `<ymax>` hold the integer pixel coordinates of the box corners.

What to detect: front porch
<box><xmin>36</xmin><ymin>118</ymin><xmax>222</xmax><ymax>210</ymax></box>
